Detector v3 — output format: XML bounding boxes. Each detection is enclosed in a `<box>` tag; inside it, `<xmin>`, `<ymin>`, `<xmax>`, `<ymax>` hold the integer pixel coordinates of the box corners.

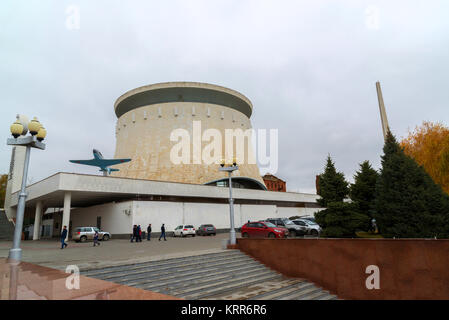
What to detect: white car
<box><xmin>173</xmin><ymin>224</ymin><xmax>196</xmax><ymax>237</ymax></box>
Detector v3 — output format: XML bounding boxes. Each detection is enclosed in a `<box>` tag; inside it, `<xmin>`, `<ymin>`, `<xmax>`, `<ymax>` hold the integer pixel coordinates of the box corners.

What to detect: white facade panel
<box><xmin>69</xmin><ymin>200</ymin><xmax>322</xmax><ymax>236</ymax></box>
<box><xmin>276</xmin><ymin>207</ymin><xmax>321</xmax><ymax>219</ymax></box>
<box><xmin>240</xmin><ymin>204</ymin><xmax>277</xmax><ymax>227</ymax></box>
<box><xmin>183</xmin><ymin>203</ymin><xmax>233</xmax><ymax>229</ymax></box>
<box><xmin>71</xmin><ymin>201</ymin><xmax>133</xmax><ymax>235</ymax></box>
<box><xmin>132</xmin><ymin>201</ymin><xmax>183</xmax><ymax>233</ymax></box>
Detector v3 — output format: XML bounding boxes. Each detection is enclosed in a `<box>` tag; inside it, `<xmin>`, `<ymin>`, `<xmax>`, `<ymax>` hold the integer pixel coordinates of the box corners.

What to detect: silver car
<box><xmin>72</xmin><ymin>227</ymin><xmax>111</xmax><ymax>242</ymax></box>
<box><xmin>292</xmin><ymin>219</ymin><xmax>321</xmax><ymax>236</ymax></box>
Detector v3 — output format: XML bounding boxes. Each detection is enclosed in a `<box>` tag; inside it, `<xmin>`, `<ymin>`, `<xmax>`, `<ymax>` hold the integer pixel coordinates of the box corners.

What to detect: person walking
<box><xmin>131</xmin><ymin>225</ymin><xmax>137</xmax><ymax>242</ymax></box>
<box><xmin>93</xmin><ymin>230</ymin><xmax>100</xmax><ymax>247</ymax></box>
<box><xmin>60</xmin><ymin>226</ymin><xmax>68</xmax><ymax>249</ymax></box>
<box><xmin>137</xmin><ymin>225</ymin><xmax>142</xmax><ymax>242</ymax></box>
<box><xmin>371</xmin><ymin>218</ymin><xmax>379</xmax><ymax>234</ymax></box>
<box><xmin>159</xmin><ymin>223</ymin><xmax>166</xmax><ymax>241</ymax></box>
<box><xmin>147</xmin><ymin>224</ymin><xmax>152</xmax><ymax>241</ymax></box>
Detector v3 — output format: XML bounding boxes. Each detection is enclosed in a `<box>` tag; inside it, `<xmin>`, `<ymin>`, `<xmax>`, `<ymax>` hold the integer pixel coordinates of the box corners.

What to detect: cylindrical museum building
<box><xmin>112</xmin><ymin>82</ymin><xmax>266</xmax><ymax>190</ymax></box>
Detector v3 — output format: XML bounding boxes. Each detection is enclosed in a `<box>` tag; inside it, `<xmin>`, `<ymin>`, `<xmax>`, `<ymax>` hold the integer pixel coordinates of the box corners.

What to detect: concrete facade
<box><xmin>7</xmin><ymin>173</ymin><xmax>321</xmax><ymax>238</ymax></box>
<box><xmin>112</xmin><ymin>82</ymin><xmax>265</xmax><ymax>186</ymax></box>
<box><xmin>70</xmin><ymin>200</ymin><xmax>315</xmax><ymax>236</ymax></box>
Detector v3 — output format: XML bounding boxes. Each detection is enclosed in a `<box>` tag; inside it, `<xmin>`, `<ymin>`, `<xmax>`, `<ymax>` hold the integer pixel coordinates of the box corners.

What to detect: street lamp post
<box><xmin>219</xmin><ymin>159</ymin><xmax>238</xmax><ymax>246</ymax></box>
<box><xmin>7</xmin><ymin>115</ymin><xmax>46</xmax><ymax>262</ymax></box>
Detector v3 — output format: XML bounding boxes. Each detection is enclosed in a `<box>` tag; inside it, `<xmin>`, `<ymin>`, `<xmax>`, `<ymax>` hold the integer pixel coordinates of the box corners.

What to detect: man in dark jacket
<box><xmin>131</xmin><ymin>225</ymin><xmax>137</xmax><ymax>242</ymax></box>
<box><xmin>61</xmin><ymin>226</ymin><xmax>68</xmax><ymax>249</ymax></box>
<box><xmin>159</xmin><ymin>223</ymin><xmax>166</xmax><ymax>241</ymax></box>
<box><xmin>147</xmin><ymin>224</ymin><xmax>152</xmax><ymax>241</ymax></box>
<box><xmin>137</xmin><ymin>225</ymin><xmax>142</xmax><ymax>242</ymax></box>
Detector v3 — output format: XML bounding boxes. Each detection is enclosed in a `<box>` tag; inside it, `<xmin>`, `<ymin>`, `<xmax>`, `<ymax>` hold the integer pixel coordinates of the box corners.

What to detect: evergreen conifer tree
<box><xmin>374</xmin><ymin>130</ymin><xmax>449</xmax><ymax>238</ymax></box>
<box><xmin>350</xmin><ymin>161</ymin><xmax>379</xmax><ymax>216</ymax></box>
<box><xmin>315</xmin><ymin>202</ymin><xmax>370</xmax><ymax>237</ymax></box>
<box><xmin>316</xmin><ymin>155</ymin><xmax>349</xmax><ymax>207</ymax></box>
<box><xmin>315</xmin><ymin>156</ymin><xmax>368</xmax><ymax>237</ymax></box>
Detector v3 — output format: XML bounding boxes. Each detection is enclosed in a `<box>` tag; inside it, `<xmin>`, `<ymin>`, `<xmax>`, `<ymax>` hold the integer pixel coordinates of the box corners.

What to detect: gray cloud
<box><xmin>1</xmin><ymin>0</ymin><xmax>448</xmax><ymax>193</ymax></box>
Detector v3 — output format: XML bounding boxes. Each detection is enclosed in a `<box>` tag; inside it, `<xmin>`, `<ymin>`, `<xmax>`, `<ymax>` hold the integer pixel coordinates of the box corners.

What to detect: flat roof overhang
<box><xmin>10</xmin><ymin>173</ymin><xmax>321</xmax><ymax>209</ymax></box>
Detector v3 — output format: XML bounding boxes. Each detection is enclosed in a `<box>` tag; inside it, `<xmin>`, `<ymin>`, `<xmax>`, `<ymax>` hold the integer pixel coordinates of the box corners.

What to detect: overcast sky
<box><xmin>1</xmin><ymin>0</ymin><xmax>448</xmax><ymax>193</ymax></box>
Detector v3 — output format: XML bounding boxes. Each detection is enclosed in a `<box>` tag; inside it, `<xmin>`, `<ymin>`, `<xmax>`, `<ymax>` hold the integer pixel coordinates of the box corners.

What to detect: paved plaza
<box><xmin>0</xmin><ymin>233</ymin><xmax>237</xmax><ymax>270</ymax></box>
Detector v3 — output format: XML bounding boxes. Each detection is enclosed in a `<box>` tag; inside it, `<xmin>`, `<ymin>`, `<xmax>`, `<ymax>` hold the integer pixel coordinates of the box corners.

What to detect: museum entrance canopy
<box><xmin>9</xmin><ymin>173</ymin><xmax>320</xmax><ymax>209</ymax></box>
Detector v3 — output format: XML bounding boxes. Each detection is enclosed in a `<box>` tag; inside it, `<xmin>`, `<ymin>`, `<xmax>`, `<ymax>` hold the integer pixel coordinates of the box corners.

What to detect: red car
<box><xmin>240</xmin><ymin>221</ymin><xmax>288</xmax><ymax>238</ymax></box>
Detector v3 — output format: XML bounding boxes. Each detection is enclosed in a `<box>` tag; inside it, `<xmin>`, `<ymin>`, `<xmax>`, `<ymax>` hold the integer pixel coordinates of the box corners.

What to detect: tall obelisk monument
<box><xmin>376</xmin><ymin>81</ymin><xmax>390</xmax><ymax>139</ymax></box>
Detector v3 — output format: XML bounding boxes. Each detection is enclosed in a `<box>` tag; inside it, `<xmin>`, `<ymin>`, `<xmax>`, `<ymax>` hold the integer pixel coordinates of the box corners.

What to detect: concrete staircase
<box><xmin>0</xmin><ymin>210</ymin><xmax>14</xmax><ymax>241</ymax></box>
<box><xmin>81</xmin><ymin>250</ymin><xmax>338</xmax><ymax>300</ymax></box>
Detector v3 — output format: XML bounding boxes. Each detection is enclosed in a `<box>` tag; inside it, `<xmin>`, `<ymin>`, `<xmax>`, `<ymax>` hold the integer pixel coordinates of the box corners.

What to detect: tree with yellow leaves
<box><xmin>401</xmin><ymin>121</ymin><xmax>449</xmax><ymax>194</ymax></box>
<box><xmin>0</xmin><ymin>174</ymin><xmax>7</xmax><ymax>208</ymax></box>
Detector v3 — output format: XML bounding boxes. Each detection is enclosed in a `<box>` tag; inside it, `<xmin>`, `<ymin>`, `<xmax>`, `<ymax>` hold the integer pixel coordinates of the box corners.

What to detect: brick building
<box><xmin>262</xmin><ymin>174</ymin><xmax>286</xmax><ymax>192</ymax></box>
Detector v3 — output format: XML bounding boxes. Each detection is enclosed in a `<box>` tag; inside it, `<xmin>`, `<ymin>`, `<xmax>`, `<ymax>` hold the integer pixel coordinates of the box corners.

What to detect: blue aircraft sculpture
<box><xmin>70</xmin><ymin>149</ymin><xmax>131</xmax><ymax>176</ymax></box>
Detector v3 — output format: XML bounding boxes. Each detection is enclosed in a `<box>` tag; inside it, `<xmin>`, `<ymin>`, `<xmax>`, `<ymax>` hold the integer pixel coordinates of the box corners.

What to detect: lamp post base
<box><xmin>8</xmin><ymin>248</ymin><xmax>22</xmax><ymax>262</ymax></box>
<box><xmin>229</xmin><ymin>229</ymin><xmax>236</xmax><ymax>245</ymax></box>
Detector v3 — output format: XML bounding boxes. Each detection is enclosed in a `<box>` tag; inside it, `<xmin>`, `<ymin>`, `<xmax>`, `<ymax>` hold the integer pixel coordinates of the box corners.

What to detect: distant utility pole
<box><xmin>376</xmin><ymin>81</ymin><xmax>390</xmax><ymax>139</ymax></box>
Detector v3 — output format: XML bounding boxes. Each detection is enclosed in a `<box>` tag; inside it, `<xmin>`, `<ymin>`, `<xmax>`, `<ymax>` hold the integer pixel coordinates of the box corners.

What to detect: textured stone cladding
<box><xmin>112</xmin><ymin>102</ymin><xmax>265</xmax><ymax>186</ymax></box>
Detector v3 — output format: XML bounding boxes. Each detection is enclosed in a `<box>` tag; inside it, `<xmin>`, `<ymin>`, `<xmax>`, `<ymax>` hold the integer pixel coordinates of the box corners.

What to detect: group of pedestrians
<box><xmin>131</xmin><ymin>223</ymin><xmax>167</xmax><ymax>242</ymax></box>
<box><xmin>131</xmin><ymin>224</ymin><xmax>143</xmax><ymax>242</ymax></box>
<box><xmin>59</xmin><ymin>222</ymin><xmax>168</xmax><ymax>249</ymax></box>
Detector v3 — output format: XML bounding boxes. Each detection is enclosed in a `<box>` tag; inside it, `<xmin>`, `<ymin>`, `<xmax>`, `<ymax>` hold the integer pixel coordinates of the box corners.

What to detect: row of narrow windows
<box><xmin>116</xmin><ymin>107</ymin><xmax>249</xmax><ymax>132</ymax></box>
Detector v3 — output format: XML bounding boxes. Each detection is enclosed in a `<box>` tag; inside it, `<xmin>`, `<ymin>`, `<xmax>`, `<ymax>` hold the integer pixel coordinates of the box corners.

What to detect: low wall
<box><xmin>236</xmin><ymin>238</ymin><xmax>449</xmax><ymax>300</ymax></box>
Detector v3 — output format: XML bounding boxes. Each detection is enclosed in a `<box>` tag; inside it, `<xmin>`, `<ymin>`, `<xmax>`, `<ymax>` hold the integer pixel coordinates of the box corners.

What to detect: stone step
<box><xmin>165</xmin><ymin>267</ymin><xmax>276</xmax><ymax>296</ymax></box>
<box><xmin>143</xmin><ymin>264</ymin><xmax>271</xmax><ymax>294</ymax></box>
<box><xmin>81</xmin><ymin>249</ymin><xmax>340</xmax><ymax>301</ymax></box>
<box><xmin>128</xmin><ymin>261</ymin><xmax>266</xmax><ymax>289</ymax></box>
<box><xmin>305</xmin><ymin>290</ymin><xmax>336</xmax><ymax>300</ymax></box>
<box><xmin>251</xmin><ymin>281</ymin><xmax>316</xmax><ymax>300</ymax></box>
<box><xmin>82</xmin><ymin>250</ymin><xmax>243</xmax><ymax>277</ymax></box>
<box><xmin>92</xmin><ymin>254</ymin><xmax>256</xmax><ymax>282</ymax></box>
<box><xmin>278</xmin><ymin>285</ymin><xmax>323</xmax><ymax>300</ymax></box>
<box><xmin>178</xmin><ymin>272</ymin><xmax>283</xmax><ymax>300</ymax></box>
<box><xmin>204</xmin><ymin>279</ymin><xmax>303</xmax><ymax>300</ymax></box>
<box><xmin>0</xmin><ymin>210</ymin><xmax>14</xmax><ymax>241</ymax></box>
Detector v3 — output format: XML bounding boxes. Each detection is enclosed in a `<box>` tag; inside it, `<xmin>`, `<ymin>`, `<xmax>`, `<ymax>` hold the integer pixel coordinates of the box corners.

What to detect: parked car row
<box><xmin>71</xmin><ymin>217</ymin><xmax>319</xmax><ymax>242</ymax></box>
<box><xmin>173</xmin><ymin>224</ymin><xmax>218</xmax><ymax>237</ymax></box>
<box><xmin>240</xmin><ymin>217</ymin><xmax>321</xmax><ymax>239</ymax></box>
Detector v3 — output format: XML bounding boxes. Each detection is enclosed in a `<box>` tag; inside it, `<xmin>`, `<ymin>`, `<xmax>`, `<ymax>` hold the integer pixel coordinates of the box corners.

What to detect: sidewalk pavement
<box><xmin>0</xmin><ymin>233</ymin><xmax>236</xmax><ymax>270</ymax></box>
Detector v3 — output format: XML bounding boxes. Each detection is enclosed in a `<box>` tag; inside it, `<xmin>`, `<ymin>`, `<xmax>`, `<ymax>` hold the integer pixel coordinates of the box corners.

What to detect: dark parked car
<box><xmin>197</xmin><ymin>224</ymin><xmax>216</xmax><ymax>236</ymax></box>
<box><xmin>240</xmin><ymin>221</ymin><xmax>288</xmax><ymax>238</ymax></box>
